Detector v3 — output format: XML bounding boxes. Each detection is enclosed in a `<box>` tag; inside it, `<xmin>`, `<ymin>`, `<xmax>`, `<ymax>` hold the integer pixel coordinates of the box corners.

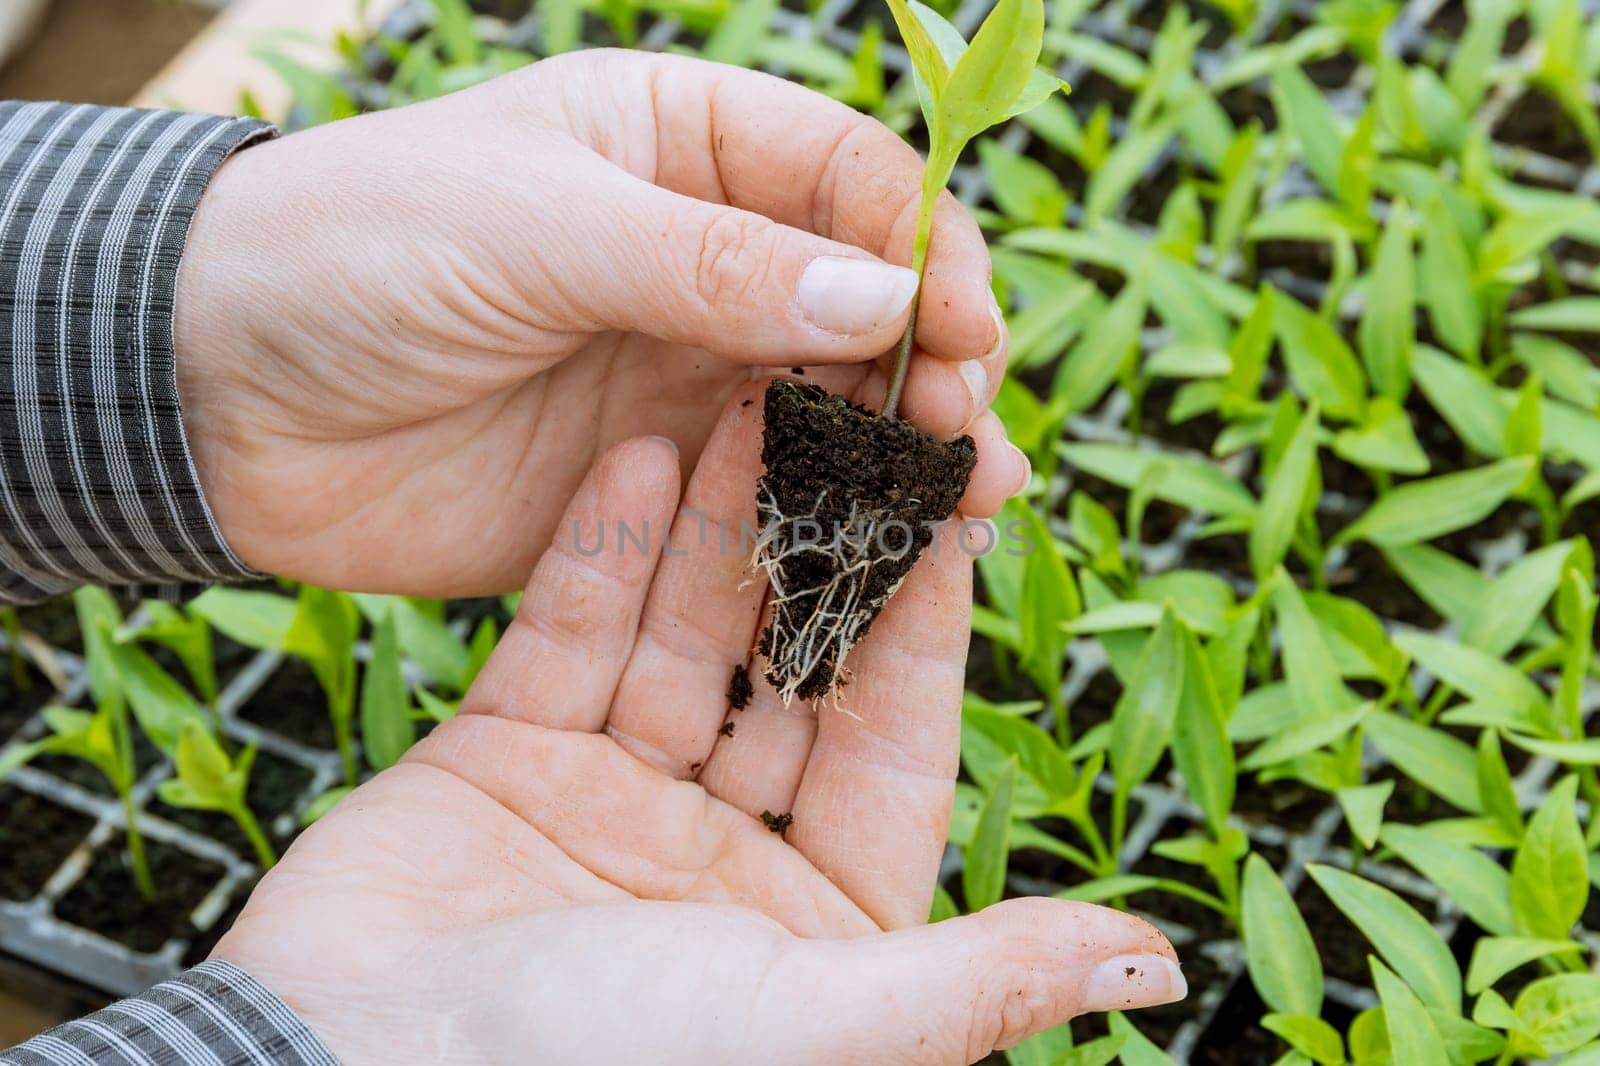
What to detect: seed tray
<box><xmin>4</xmin><ymin>0</ymin><xmax>1599</xmax><ymax>1056</ymax></box>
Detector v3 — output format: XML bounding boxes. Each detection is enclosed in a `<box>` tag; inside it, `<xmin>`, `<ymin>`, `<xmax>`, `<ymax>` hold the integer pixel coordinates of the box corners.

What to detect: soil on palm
<box><xmin>756</xmin><ymin>382</ymin><xmax>976</xmax><ymax>700</ymax></box>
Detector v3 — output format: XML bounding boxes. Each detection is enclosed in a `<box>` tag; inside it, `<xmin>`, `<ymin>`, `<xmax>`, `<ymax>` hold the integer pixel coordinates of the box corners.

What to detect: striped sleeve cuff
<box><xmin>0</xmin><ymin>102</ymin><xmax>276</xmax><ymax>606</ymax></box>
<box><xmin>0</xmin><ymin>960</ymin><xmax>339</xmax><ymax>1065</ymax></box>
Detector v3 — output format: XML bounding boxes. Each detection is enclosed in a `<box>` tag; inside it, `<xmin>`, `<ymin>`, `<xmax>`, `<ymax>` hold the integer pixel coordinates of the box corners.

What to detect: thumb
<box><xmin>776</xmin><ymin>898</ymin><xmax>1185</xmax><ymax>1065</ymax></box>
<box><xmin>574</xmin><ymin>168</ymin><xmax>919</xmax><ymax>366</ymax></box>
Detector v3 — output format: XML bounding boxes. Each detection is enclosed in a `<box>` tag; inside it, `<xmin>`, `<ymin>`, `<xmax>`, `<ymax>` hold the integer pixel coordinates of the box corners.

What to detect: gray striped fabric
<box><xmin>0</xmin><ymin>103</ymin><xmax>333</xmax><ymax>1060</ymax></box>
<box><xmin>0</xmin><ymin>960</ymin><xmax>339</xmax><ymax>1065</ymax></box>
<box><xmin>0</xmin><ymin>101</ymin><xmax>275</xmax><ymax>606</ymax></box>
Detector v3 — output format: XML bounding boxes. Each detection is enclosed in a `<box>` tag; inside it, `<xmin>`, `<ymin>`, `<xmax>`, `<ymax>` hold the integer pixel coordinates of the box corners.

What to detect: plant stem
<box><xmin>334</xmin><ymin>712</ymin><xmax>358</xmax><ymax>786</ymax></box>
<box><xmin>232</xmin><ymin>806</ymin><xmax>278</xmax><ymax>870</ymax></box>
<box><xmin>882</xmin><ymin>170</ymin><xmax>943</xmax><ymax>421</ymax></box>
<box><xmin>121</xmin><ymin>791</ymin><xmax>157</xmax><ymax>902</ymax></box>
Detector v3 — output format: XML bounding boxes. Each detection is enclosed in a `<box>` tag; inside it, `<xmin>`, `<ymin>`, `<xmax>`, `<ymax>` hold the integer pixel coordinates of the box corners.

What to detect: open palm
<box><xmin>213</xmin><ymin>388</ymin><xmax>1181</xmax><ymax>1066</ymax></box>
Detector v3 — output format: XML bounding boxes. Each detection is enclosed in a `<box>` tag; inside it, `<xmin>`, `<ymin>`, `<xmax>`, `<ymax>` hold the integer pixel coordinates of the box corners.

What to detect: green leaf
<box><xmin>352</xmin><ymin>595</ymin><xmax>469</xmax><ymax>694</ymax></box>
<box><xmin>885</xmin><ymin>0</ymin><xmax>950</xmax><ymax>108</ymax></box>
<box><xmin>1309</xmin><ymin>864</ymin><xmax>1461</xmax><ymax>1013</ymax></box>
<box><xmin>1251</xmin><ymin>403</ymin><xmax>1320</xmax><ymax>580</ymax></box>
<box><xmin>1360</xmin><ymin>205</ymin><xmax>1416</xmax><ymax>401</ymax></box>
<box><xmin>1262</xmin><ymin>1014</ymin><xmax>1345</xmax><ymax>1065</ymax></box>
<box><xmin>1476</xmin><ymin>730</ymin><xmax>1523</xmax><ymax>841</ymax></box>
<box><xmin>287</xmin><ymin>586</ymin><xmax>360</xmax><ymax>721</ymax></box>
<box><xmin>1364</xmin><ymin>709</ymin><xmax>1482</xmax><ymax>814</ymax></box>
<box><xmin>1085</xmin><ymin>117</ymin><xmax>1178</xmax><ymax>224</ymax></box>
<box><xmin>1512</xmin><ymin>974</ymin><xmax>1600</xmax><ymax>1054</ymax></box>
<box><xmin>1242</xmin><ymin>853</ymin><xmax>1323</xmax><ymax>1015</ymax></box>
<box><xmin>1512</xmin><ymin>333</ymin><xmax>1600</xmax><ymax>410</ymax></box>
<box><xmin>1464</xmin><ymin>539</ymin><xmax>1575</xmax><ymax>656</ymax></box>
<box><xmin>1172</xmin><ymin>623</ymin><xmax>1234</xmax><ymax>837</ymax></box>
<box><xmin>979</xmin><ymin>139</ymin><xmax>1068</xmax><ymax>227</ymax></box>
<box><xmin>189</xmin><ymin>588</ymin><xmax>297</xmax><ymax>652</ymax></box>
<box><xmin>1271</xmin><ymin>64</ymin><xmax>1343</xmax><ymax>194</ymax></box>
<box><xmin>1410</xmin><ymin>346</ymin><xmax>1506</xmax><ymax>458</ymax></box>
<box><xmin>1333</xmin><ymin>397</ymin><xmax>1428</xmax><ymax>475</ymax></box>
<box><xmin>1511</xmin><ymin>776</ymin><xmax>1588</xmax><ymax>940</ymax></box>
<box><xmin>937</xmin><ymin>0</ymin><xmax>1044</xmax><ymax>146</ymax></box>
<box><xmin>1467</xmin><ymin>937</ymin><xmax>1583</xmax><ymax>995</ymax></box>
<box><xmin>1419</xmin><ymin>197</ymin><xmax>1483</xmax><ymax>360</ymax></box>
<box><xmin>702</xmin><ymin>0</ymin><xmax>777</xmax><ymax>65</ymax></box>
<box><xmin>1273</xmin><ymin>577</ymin><xmax>1354</xmax><ymax>722</ymax></box>
<box><xmin>1242</xmin><ymin>701</ymin><xmax>1369</xmax><ymax>771</ymax></box>
<box><xmin>1477</xmin><ymin>209</ymin><xmax>1573</xmax><ymax>284</ymax></box>
<box><xmin>964</xmin><ymin>706</ymin><xmax>1075</xmax><ymax>811</ymax></box>
<box><xmin>1509</xmin><ymin>296</ymin><xmax>1600</xmax><ymax>332</ymax></box>
<box><xmin>1273</xmin><ymin>298</ymin><xmax>1367</xmax><ymax>422</ymax></box>
<box><xmin>359</xmin><ymin>612</ymin><xmax>413</xmax><ymax>772</ymax></box>
<box><xmin>1019</xmin><ymin>503</ymin><xmax>1079</xmax><ymax>701</ymax></box>
<box><xmin>1393</xmin><ymin>631</ymin><xmax>1549</xmax><ymax>732</ymax></box>
<box><xmin>1334</xmin><ymin>458</ymin><xmax>1533</xmax><ymax>548</ymax></box>
<box><xmin>105</xmin><ymin>640</ymin><xmax>205</xmax><ymax>754</ymax></box>
<box><xmin>1060</xmin><ymin>443</ymin><xmax>1255</xmax><ymax>518</ymax></box>
<box><xmin>1109</xmin><ymin>608</ymin><xmax>1184</xmax><ymax>802</ymax></box>
<box><xmin>1380</xmin><ymin>823</ymin><xmax>1514</xmax><ymax>937</ymax></box>
<box><xmin>1337</xmin><ymin>781</ymin><xmax>1392</xmax><ymax>850</ymax></box>
<box><xmin>963</xmin><ymin>756</ymin><xmax>1016</xmax><ymax>911</ymax></box>
<box><xmin>1053</xmin><ymin>281</ymin><xmax>1146</xmax><ymax>414</ymax></box>
<box><xmin>1371</xmin><ymin>959</ymin><xmax>1450</xmax><ymax>1066</ymax></box>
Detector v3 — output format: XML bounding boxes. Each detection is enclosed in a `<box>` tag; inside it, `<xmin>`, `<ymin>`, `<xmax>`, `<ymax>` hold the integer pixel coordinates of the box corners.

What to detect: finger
<box><xmin>531</xmin><ymin>51</ymin><xmax>998</xmax><ymax>362</ymax></box>
<box><xmin>460</xmin><ymin>436</ymin><xmax>681</xmax><ymax>732</ymax></box>
<box><xmin>887</xmin><ymin>333</ymin><xmax>1007</xmax><ymax>441</ymax></box>
<box><xmin>771</xmin><ymin>898</ymin><xmax>1184</xmax><ymax>1064</ymax></box>
<box><xmin>409</xmin><ymin>714</ymin><xmax>877</xmax><ymax>939</ymax></box>
<box><xmin>785</xmin><ymin>518</ymin><xmax>973</xmax><ymax>930</ymax></box>
<box><xmin>957</xmin><ymin>412</ymin><xmax>1031</xmax><ymax>518</ymax></box>
<box><xmin>572</xmin><ymin>164</ymin><xmax>920</xmax><ymax>366</ymax></box>
<box><xmin>695</xmin><ymin>614</ymin><xmax>817</xmax><ymax>820</ymax></box>
<box><xmin>605</xmin><ymin>383</ymin><xmax>769</xmax><ymax>775</ymax></box>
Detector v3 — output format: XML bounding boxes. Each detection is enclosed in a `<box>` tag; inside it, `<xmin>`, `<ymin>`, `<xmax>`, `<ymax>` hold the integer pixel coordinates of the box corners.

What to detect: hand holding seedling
<box><xmin>212</xmin><ymin>390</ymin><xmax>1182</xmax><ymax>1065</ymax></box>
<box><xmin>174</xmin><ymin>49</ymin><xmax>1027</xmax><ymax>599</ymax></box>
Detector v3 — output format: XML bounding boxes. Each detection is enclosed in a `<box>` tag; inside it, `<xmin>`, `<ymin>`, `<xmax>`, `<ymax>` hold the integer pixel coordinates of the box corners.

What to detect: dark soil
<box><xmin>1232</xmin><ymin>776</ymin><xmax>1329</xmax><ymax>833</ymax></box>
<box><xmin>727</xmin><ymin>664</ymin><xmax>753</xmax><ymax>711</ymax></box>
<box><xmin>1493</xmin><ymin>89</ymin><xmax>1592</xmax><ymax>166</ymax></box>
<box><xmin>0</xmin><ymin>786</ymin><xmax>94</xmax><ymax>901</ymax></box>
<box><xmin>756</xmin><ymin>382</ymin><xmax>976</xmax><ymax>699</ymax></box>
<box><xmin>0</xmin><ymin>664</ymin><xmax>54</xmax><ymax>747</ymax></box>
<box><xmin>1191</xmin><ymin>977</ymin><xmax>1361</xmax><ymax>1064</ymax></box>
<box><xmin>759</xmin><ymin>810</ymin><xmax>793</xmax><ymax>834</ymax></box>
<box><xmin>237</xmin><ymin>659</ymin><xmax>336</xmax><ymax>749</ymax></box>
<box><xmin>1326</xmin><ymin>542</ymin><xmax>1442</xmax><ymax>629</ymax></box>
<box><xmin>153</xmin><ymin>749</ymin><xmax>313</xmax><ymax>860</ymax></box>
<box><xmin>53</xmin><ymin>835</ymin><xmax>224</xmax><ymax>954</ymax></box>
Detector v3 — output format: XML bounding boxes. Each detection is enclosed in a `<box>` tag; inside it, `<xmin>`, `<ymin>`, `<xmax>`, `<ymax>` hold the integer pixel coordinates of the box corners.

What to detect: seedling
<box><xmin>158</xmin><ymin>720</ymin><xmax>277</xmax><ymax>869</ymax></box>
<box><xmin>753</xmin><ymin>0</ymin><xmax>1064</xmax><ymax>701</ymax></box>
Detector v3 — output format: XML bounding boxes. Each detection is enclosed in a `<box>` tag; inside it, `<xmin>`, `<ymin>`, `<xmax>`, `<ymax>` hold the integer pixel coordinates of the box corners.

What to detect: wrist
<box><xmin>174</xmin><ymin>149</ymin><xmax>274</xmax><ymax>575</ymax></box>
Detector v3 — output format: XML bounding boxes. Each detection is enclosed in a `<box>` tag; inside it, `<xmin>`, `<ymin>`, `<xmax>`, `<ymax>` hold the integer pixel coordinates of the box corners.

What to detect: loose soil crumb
<box><xmin>718</xmin><ymin>720</ymin><xmax>736</xmax><ymax>737</ymax></box>
<box><xmin>760</xmin><ymin>810</ymin><xmax>793</xmax><ymax>833</ymax></box>
<box><xmin>727</xmin><ymin>663</ymin><xmax>753</xmax><ymax>710</ymax></box>
<box><xmin>755</xmin><ymin>381</ymin><xmax>975</xmax><ymax>700</ymax></box>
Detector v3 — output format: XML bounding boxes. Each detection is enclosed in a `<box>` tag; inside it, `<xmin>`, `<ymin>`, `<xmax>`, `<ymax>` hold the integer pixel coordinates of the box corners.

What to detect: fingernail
<box><xmin>960</xmin><ymin>359</ymin><xmax>990</xmax><ymax>420</ymax></box>
<box><xmin>1008</xmin><ymin>443</ymin><xmax>1032</xmax><ymax>496</ymax></box>
<box><xmin>646</xmin><ymin>434</ymin><xmax>680</xmax><ymax>458</ymax></box>
<box><xmin>1081</xmin><ymin>954</ymin><xmax>1187</xmax><ymax>1013</ymax></box>
<box><xmin>797</xmin><ymin>257</ymin><xmax>918</xmax><ymax>335</ymax></box>
<box><xmin>985</xmin><ymin>291</ymin><xmax>1007</xmax><ymax>360</ymax></box>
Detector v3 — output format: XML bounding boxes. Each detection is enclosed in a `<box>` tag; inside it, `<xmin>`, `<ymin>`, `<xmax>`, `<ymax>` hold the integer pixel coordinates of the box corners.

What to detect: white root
<box><xmin>751</xmin><ymin>486</ymin><xmax>912</xmax><ymax>705</ymax></box>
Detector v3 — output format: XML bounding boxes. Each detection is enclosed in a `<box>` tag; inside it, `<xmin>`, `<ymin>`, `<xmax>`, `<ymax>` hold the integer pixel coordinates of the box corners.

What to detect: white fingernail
<box><xmin>1009</xmin><ymin>443</ymin><xmax>1032</xmax><ymax>495</ymax></box>
<box><xmin>1081</xmin><ymin>955</ymin><xmax>1187</xmax><ymax>1013</ymax></box>
<box><xmin>797</xmin><ymin>257</ymin><xmax>918</xmax><ymax>335</ymax></box>
<box><xmin>985</xmin><ymin>291</ymin><xmax>1008</xmax><ymax>360</ymax></box>
<box><xmin>960</xmin><ymin>359</ymin><xmax>990</xmax><ymax>418</ymax></box>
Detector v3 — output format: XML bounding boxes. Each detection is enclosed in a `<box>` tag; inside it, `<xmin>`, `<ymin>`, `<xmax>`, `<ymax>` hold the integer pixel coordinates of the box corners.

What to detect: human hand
<box><xmin>212</xmin><ymin>388</ymin><xmax>1182</xmax><ymax>1066</ymax></box>
<box><xmin>175</xmin><ymin>50</ymin><xmax>1028</xmax><ymax>597</ymax></box>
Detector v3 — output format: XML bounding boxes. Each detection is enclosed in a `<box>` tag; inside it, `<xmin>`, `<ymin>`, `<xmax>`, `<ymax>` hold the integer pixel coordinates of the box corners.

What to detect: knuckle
<box><xmin>962</xmin><ymin>975</ymin><xmax>1049</xmax><ymax>1060</ymax></box>
<box><xmin>692</xmin><ymin>210</ymin><xmax>771</xmax><ymax>310</ymax></box>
